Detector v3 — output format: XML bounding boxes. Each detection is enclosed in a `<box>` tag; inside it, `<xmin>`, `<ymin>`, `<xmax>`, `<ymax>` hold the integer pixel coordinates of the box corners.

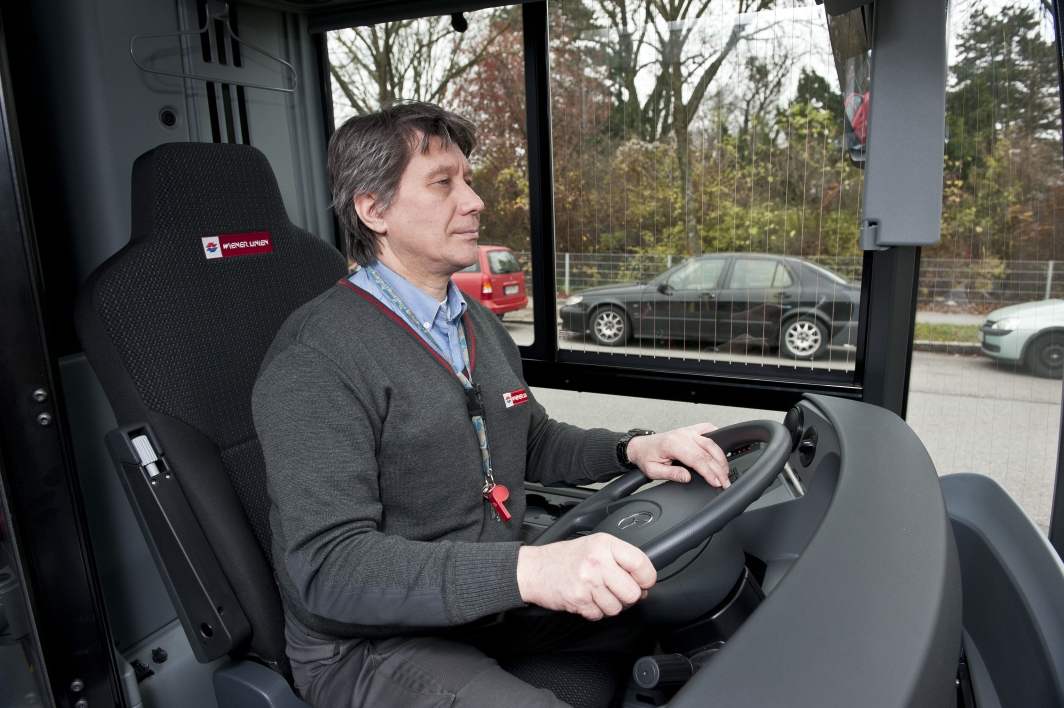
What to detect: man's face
<box><xmin>374</xmin><ymin>136</ymin><xmax>484</xmax><ymax>276</ymax></box>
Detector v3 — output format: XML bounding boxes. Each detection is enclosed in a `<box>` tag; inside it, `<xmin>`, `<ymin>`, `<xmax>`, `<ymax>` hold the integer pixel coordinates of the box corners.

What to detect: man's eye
<box><xmin>437</xmin><ymin>178</ymin><xmax>451</xmax><ymax>186</ymax></box>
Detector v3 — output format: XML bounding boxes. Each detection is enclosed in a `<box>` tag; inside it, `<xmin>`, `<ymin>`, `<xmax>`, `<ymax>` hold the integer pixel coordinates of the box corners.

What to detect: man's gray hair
<box><xmin>328</xmin><ymin>102</ymin><xmax>478</xmax><ymax>266</ymax></box>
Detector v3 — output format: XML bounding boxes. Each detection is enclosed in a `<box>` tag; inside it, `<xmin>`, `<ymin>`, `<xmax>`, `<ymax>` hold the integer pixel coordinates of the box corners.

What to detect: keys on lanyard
<box><xmin>483</xmin><ymin>480</ymin><xmax>511</xmax><ymax>522</ymax></box>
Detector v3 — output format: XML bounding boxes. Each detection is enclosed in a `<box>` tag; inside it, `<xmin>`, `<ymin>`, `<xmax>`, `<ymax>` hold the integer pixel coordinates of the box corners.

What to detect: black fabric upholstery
<box><xmin>76</xmin><ymin>142</ymin><xmax>348</xmax><ymax>678</ymax></box>
<box><xmin>499</xmin><ymin>653</ymin><xmax>632</xmax><ymax>708</ymax></box>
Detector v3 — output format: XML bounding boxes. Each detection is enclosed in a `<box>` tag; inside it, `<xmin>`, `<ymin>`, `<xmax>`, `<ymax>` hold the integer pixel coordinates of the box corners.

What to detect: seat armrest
<box><xmin>214</xmin><ymin>660</ymin><xmax>310</xmax><ymax>708</ymax></box>
<box><xmin>105</xmin><ymin>424</ymin><xmax>251</xmax><ymax>663</ymax></box>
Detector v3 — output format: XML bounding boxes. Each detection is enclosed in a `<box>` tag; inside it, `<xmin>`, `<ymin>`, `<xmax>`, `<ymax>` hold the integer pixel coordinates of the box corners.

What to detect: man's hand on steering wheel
<box><xmin>517</xmin><ymin>534</ymin><xmax>657</xmax><ymax>621</ymax></box>
<box><xmin>625</xmin><ymin>422</ymin><xmax>731</xmax><ymax>489</ymax></box>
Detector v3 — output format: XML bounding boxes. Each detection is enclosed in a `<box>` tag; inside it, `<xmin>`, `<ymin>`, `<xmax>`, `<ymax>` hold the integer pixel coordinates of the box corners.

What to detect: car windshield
<box><xmin>488</xmin><ymin>250</ymin><xmax>521</xmax><ymax>274</ymax></box>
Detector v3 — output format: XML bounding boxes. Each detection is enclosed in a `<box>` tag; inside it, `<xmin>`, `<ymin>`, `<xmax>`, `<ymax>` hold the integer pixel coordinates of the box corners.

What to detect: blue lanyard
<box><xmin>364</xmin><ymin>265</ymin><xmax>496</xmax><ymax>489</ymax></box>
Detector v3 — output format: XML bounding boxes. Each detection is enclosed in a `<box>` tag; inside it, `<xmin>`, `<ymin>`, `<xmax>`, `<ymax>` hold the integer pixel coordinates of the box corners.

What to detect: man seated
<box><xmin>252</xmin><ymin>101</ymin><xmax>730</xmax><ymax>708</ymax></box>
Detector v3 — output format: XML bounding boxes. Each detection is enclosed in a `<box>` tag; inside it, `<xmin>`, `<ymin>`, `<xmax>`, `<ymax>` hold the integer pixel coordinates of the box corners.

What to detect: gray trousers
<box><xmin>286</xmin><ymin>611</ymin><xmax>651</xmax><ymax>708</ymax></box>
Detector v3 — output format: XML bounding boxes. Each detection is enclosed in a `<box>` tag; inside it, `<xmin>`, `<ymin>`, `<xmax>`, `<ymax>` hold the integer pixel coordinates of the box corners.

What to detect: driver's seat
<box><xmin>75</xmin><ymin>142</ymin><xmax>631</xmax><ymax>708</ymax></box>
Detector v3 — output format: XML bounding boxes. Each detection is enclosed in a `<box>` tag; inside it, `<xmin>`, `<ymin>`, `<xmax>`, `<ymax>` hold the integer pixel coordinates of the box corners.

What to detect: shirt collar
<box><xmin>367</xmin><ymin>260</ymin><xmax>467</xmax><ymax>327</ymax></box>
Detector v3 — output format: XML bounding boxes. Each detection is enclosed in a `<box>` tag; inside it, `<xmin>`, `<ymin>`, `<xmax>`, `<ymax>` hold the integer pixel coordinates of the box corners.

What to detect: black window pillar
<box><xmin>0</xmin><ymin>13</ymin><xmax>121</xmax><ymax>707</ymax></box>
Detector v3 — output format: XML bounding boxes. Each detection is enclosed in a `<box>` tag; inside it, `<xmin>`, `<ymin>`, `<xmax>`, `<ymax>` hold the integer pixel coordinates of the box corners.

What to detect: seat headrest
<box><xmin>130</xmin><ymin>142</ymin><xmax>291</xmax><ymax>244</ymax></box>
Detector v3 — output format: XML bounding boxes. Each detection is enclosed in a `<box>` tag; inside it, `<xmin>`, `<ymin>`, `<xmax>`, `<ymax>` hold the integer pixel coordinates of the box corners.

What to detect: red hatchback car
<box><xmin>452</xmin><ymin>245</ymin><xmax>529</xmax><ymax>317</ymax></box>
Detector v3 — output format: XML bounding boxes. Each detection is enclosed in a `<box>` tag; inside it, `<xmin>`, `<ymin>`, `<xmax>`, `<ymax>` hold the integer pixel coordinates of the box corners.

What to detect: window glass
<box><xmin>664</xmin><ymin>258</ymin><xmax>724</xmax><ymax>290</ymax></box>
<box><xmin>460</xmin><ymin>260</ymin><xmax>481</xmax><ymax>273</ymax></box>
<box><xmin>327</xmin><ymin>7</ymin><xmax>534</xmax><ymax>345</ymax></box>
<box><xmin>549</xmin><ymin>1</ymin><xmax>867</xmax><ymax>371</ymax></box>
<box><xmin>906</xmin><ymin>0</ymin><xmax>1062</xmax><ymax>531</ymax></box>
<box><xmin>680</xmin><ymin>258</ymin><xmax>727</xmax><ymax>290</ymax></box>
<box><xmin>488</xmin><ymin>249</ymin><xmax>522</xmax><ymax>274</ymax></box>
<box><xmin>729</xmin><ymin>259</ymin><xmax>792</xmax><ymax>289</ymax></box>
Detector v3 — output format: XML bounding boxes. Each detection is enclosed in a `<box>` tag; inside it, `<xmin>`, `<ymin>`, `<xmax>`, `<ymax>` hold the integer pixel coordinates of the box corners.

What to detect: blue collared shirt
<box><xmin>349</xmin><ymin>261</ymin><xmax>468</xmax><ymax>374</ymax></box>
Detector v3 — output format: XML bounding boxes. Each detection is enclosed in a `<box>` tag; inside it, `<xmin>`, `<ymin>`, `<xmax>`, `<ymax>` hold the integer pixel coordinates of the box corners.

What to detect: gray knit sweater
<box><xmin>252</xmin><ymin>281</ymin><xmax>628</xmax><ymax>640</ymax></box>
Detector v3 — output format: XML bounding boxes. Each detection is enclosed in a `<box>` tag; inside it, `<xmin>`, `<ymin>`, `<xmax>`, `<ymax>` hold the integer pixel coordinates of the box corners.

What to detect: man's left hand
<box><xmin>624</xmin><ymin>423</ymin><xmax>730</xmax><ymax>488</ymax></box>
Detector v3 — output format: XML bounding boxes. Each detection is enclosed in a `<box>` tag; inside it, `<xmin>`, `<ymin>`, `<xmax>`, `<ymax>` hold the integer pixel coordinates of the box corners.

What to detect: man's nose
<box><xmin>459</xmin><ymin>181</ymin><xmax>485</xmax><ymax>215</ymax></box>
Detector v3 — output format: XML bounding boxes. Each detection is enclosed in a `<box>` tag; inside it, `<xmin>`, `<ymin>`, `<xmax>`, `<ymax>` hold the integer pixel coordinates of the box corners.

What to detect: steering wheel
<box><xmin>531</xmin><ymin>420</ymin><xmax>792</xmax><ymax>570</ymax></box>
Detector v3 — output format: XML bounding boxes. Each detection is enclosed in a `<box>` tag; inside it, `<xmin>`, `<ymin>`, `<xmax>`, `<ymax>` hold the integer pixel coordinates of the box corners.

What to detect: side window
<box><xmin>729</xmin><ymin>260</ymin><xmax>791</xmax><ymax>289</ymax></box>
<box><xmin>906</xmin><ymin>0</ymin><xmax>1063</xmax><ymax>532</ymax></box>
<box><xmin>460</xmin><ymin>261</ymin><xmax>481</xmax><ymax>273</ymax></box>
<box><xmin>666</xmin><ymin>261</ymin><xmax>696</xmax><ymax>289</ymax></box>
<box><xmin>686</xmin><ymin>259</ymin><xmax>726</xmax><ymax>290</ymax></box>
<box><xmin>549</xmin><ymin>2</ymin><xmax>866</xmax><ymax>371</ymax></box>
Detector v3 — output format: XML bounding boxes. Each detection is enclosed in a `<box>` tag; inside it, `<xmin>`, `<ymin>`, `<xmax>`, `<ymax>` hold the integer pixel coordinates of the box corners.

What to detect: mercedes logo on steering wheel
<box><xmin>618</xmin><ymin>511</ymin><xmax>654</xmax><ymax>530</ymax></box>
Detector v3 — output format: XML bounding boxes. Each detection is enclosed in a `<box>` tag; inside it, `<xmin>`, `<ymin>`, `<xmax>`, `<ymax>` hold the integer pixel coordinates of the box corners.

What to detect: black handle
<box><xmin>633</xmin><ymin>654</ymin><xmax>694</xmax><ymax>689</ymax></box>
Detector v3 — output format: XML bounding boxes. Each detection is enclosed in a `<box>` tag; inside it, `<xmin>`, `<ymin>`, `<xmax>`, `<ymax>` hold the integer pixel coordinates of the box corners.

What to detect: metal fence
<box><xmin>511</xmin><ymin>253</ymin><xmax>1062</xmax><ymax>312</ymax></box>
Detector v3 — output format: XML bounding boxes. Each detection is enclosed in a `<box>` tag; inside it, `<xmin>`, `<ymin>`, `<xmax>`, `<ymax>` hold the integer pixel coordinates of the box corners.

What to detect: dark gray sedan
<box><xmin>560</xmin><ymin>254</ymin><xmax>860</xmax><ymax>359</ymax></box>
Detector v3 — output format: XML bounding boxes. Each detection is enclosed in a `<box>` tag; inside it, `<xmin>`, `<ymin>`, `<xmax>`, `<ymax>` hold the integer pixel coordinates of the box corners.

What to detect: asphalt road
<box><xmin>504</xmin><ymin>318</ymin><xmax>1063</xmax><ymax>531</ymax></box>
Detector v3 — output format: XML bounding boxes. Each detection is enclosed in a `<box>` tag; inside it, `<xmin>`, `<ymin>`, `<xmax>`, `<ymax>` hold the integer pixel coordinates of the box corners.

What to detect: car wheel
<box><xmin>781</xmin><ymin>317</ymin><xmax>829</xmax><ymax>360</ymax></box>
<box><xmin>589</xmin><ymin>306</ymin><xmax>631</xmax><ymax>347</ymax></box>
<box><xmin>1027</xmin><ymin>332</ymin><xmax>1064</xmax><ymax>378</ymax></box>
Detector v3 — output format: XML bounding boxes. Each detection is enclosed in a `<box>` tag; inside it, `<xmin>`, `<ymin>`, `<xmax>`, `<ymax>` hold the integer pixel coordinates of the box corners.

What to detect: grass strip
<box><xmin>914</xmin><ymin>323</ymin><xmax>981</xmax><ymax>343</ymax></box>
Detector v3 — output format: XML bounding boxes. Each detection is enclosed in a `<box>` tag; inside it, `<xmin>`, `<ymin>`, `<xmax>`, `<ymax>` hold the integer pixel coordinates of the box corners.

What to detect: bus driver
<box><xmin>252</xmin><ymin>101</ymin><xmax>731</xmax><ymax>708</ymax></box>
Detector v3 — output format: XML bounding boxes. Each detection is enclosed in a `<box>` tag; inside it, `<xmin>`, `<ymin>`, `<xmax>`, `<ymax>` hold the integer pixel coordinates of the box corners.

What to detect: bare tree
<box><xmin>328</xmin><ymin>11</ymin><xmax>517</xmax><ymax>121</ymax></box>
<box><xmin>583</xmin><ymin>0</ymin><xmax>781</xmax><ymax>253</ymax></box>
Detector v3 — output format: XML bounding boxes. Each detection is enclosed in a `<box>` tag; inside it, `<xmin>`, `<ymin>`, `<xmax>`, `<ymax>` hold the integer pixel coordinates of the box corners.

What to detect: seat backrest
<box><xmin>76</xmin><ymin>142</ymin><xmax>348</xmax><ymax>677</ymax></box>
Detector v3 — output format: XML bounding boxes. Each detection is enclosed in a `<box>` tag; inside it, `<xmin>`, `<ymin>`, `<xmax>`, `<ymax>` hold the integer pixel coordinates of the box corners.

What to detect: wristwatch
<box><xmin>617</xmin><ymin>429</ymin><xmax>655</xmax><ymax>469</ymax></box>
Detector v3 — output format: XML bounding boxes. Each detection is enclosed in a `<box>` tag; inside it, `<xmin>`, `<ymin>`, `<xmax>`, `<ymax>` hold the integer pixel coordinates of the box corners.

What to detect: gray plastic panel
<box><xmin>861</xmin><ymin>0</ymin><xmax>949</xmax><ymax>248</ymax></box>
<box><xmin>670</xmin><ymin>395</ymin><xmax>961</xmax><ymax>707</ymax></box>
<box><xmin>214</xmin><ymin>661</ymin><xmax>310</xmax><ymax>708</ymax></box>
<box><xmin>942</xmin><ymin>473</ymin><xmax>1064</xmax><ymax>706</ymax></box>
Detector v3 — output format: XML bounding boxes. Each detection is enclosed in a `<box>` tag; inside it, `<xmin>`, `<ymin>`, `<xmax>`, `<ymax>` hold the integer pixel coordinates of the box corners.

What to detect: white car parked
<box><xmin>980</xmin><ymin>299</ymin><xmax>1064</xmax><ymax>378</ymax></box>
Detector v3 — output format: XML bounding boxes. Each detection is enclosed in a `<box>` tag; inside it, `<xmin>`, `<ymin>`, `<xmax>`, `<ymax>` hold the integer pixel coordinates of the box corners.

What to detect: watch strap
<box><xmin>617</xmin><ymin>428</ymin><xmax>655</xmax><ymax>469</ymax></box>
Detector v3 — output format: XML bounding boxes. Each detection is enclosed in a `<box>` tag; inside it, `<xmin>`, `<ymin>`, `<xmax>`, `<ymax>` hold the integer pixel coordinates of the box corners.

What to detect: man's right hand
<box><xmin>516</xmin><ymin>534</ymin><xmax>657</xmax><ymax>621</ymax></box>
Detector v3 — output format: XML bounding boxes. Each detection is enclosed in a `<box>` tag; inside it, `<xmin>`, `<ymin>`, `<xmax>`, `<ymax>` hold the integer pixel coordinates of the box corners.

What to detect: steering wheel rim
<box><xmin>531</xmin><ymin>420</ymin><xmax>791</xmax><ymax>570</ymax></box>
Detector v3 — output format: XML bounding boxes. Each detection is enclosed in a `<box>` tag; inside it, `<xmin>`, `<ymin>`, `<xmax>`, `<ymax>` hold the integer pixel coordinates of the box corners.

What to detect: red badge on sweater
<box><xmin>201</xmin><ymin>232</ymin><xmax>273</xmax><ymax>259</ymax></box>
<box><xmin>503</xmin><ymin>389</ymin><xmax>529</xmax><ymax>408</ymax></box>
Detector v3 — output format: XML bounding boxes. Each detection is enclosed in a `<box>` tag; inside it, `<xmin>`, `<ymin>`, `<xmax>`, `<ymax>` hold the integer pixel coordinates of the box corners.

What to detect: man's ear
<box><xmin>354</xmin><ymin>193</ymin><xmax>387</xmax><ymax>235</ymax></box>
